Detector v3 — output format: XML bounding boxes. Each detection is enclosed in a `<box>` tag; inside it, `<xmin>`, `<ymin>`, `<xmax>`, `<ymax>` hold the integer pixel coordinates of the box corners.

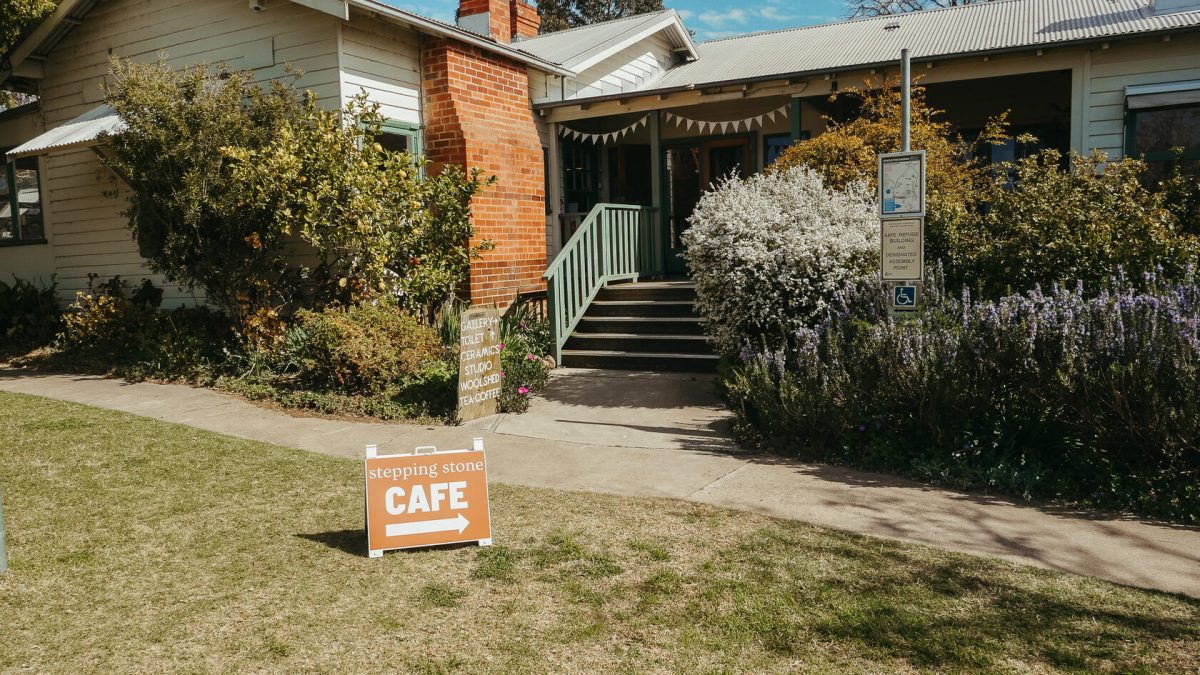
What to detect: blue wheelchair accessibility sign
<box><xmin>893</xmin><ymin>284</ymin><xmax>918</xmax><ymax>310</ymax></box>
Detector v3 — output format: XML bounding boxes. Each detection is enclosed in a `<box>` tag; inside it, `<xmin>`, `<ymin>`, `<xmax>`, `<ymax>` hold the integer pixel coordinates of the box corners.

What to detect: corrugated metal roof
<box><xmin>513</xmin><ymin>10</ymin><xmax>688</xmax><ymax>70</ymax></box>
<box><xmin>644</xmin><ymin>0</ymin><xmax>1200</xmax><ymax>92</ymax></box>
<box><xmin>9</xmin><ymin>105</ymin><xmax>123</xmax><ymax>158</ymax></box>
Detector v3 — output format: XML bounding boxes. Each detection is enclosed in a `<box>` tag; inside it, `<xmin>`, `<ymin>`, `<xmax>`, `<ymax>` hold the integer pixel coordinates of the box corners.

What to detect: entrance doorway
<box><xmin>663</xmin><ymin>137</ymin><xmax>752</xmax><ymax>275</ymax></box>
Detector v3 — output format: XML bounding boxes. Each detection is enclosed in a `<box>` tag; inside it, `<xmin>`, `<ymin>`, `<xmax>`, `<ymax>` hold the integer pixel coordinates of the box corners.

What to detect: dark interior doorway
<box><xmin>663</xmin><ymin>136</ymin><xmax>752</xmax><ymax>275</ymax></box>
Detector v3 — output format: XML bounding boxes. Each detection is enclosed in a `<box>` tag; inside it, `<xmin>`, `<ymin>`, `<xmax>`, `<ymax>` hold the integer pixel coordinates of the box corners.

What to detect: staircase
<box><xmin>560</xmin><ymin>281</ymin><xmax>716</xmax><ymax>372</ymax></box>
<box><xmin>544</xmin><ymin>203</ymin><xmax>715</xmax><ymax>372</ymax></box>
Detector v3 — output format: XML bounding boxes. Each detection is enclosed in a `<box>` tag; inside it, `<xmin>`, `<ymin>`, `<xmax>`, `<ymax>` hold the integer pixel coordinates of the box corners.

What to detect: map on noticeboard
<box><xmin>879</xmin><ymin>151</ymin><xmax>926</xmax><ymax>219</ymax></box>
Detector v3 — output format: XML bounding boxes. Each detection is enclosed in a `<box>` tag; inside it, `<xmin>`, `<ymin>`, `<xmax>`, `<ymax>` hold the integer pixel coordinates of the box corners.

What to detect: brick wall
<box><xmin>422</xmin><ymin>38</ymin><xmax>547</xmax><ymax>308</ymax></box>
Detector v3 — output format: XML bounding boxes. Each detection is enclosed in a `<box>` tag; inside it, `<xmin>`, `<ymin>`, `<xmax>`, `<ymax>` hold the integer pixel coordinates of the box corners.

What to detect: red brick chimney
<box><xmin>457</xmin><ymin>0</ymin><xmax>539</xmax><ymax>42</ymax></box>
<box><xmin>510</xmin><ymin>0</ymin><xmax>541</xmax><ymax>40</ymax></box>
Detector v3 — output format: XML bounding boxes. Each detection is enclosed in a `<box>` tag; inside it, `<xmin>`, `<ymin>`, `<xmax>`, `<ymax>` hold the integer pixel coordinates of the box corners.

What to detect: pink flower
<box><xmin>525</xmin><ymin>353</ymin><xmax>538</xmax><ymax>361</ymax></box>
<box><xmin>518</xmin><ymin>386</ymin><xmax>530</xmax><ymax>395</ymax></box>
<box><xmin>498</xmin><ymin>342</ymin><xmax>505</xmax><ymax>350</ymax></box>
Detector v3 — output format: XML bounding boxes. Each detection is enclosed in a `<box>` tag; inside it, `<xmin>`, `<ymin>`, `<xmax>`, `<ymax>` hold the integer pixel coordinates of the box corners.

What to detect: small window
<box><xmin>763</xmin><ymin>133</ymin><xmax>802</xmax><ymax>166</ymax></box>
<box><xmin>373</xmin><ymin>120</ymin><xmax>422</xmax><ymax>157</ymax></box>
<box><xmin>376</xmin><ymin>131</ymin><xmax>410</xmax><ymax>154</ymax></box>
<box><xmin>1</xmin><ymin>152</ymin><xmax>46</xmax><ymax>245</ymax></box>
<box><xmin>1126</xmin><ymin>103</ymin><xmax>1200</xmax><ymax>184</ymax></box>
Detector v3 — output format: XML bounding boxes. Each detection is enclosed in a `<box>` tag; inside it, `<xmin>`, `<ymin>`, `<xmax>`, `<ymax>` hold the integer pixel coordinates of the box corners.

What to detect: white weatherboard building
<box><xmin>2</xmin><ymin>0</ymin><xmax>1199</xmax><ymax>369</ymax></box>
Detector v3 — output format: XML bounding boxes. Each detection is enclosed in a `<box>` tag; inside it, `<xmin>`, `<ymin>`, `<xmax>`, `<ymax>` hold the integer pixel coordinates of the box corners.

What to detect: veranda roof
<box><xmin>8</xmin><ymin>105</ymin><xmax>123</xmax><ymax>158</ymax></box>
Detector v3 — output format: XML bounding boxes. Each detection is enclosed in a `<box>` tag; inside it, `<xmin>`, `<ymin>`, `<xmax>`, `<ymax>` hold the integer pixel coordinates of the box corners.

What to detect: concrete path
<box><xmin>2</xmin><ymin>366</ymin><xmax>1198</xmax><ymax>598</ymax></box>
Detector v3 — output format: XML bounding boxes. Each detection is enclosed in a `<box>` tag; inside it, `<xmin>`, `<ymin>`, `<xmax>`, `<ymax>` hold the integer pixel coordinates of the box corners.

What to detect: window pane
<box><xmin>763</xmin><ymin>134</ymin><xmax>794</xmax><ymax>166</ymax></box>
<box><xmin>14</xmin><ymin>156</ymin><xmax>44</xmax><ymax>240</ymax></box>
<box><xmin>1144</xmin><ymin>159</ymin><xmax>1200</xmax><ymax>185</ymax></box>
<box><xmin>376</xmin><ymin>131</ymin><xmax>409</xmax><ymax>153</ymax></box>
<box><xmin>1134</xmin><ymin>105</ymin><xmax>1200</xmax><ymax>156</ymax></box>
<box><xmin>0</xmin><ymin>158</ymin><xmax>13</xmax><ymax>241</ymax></box>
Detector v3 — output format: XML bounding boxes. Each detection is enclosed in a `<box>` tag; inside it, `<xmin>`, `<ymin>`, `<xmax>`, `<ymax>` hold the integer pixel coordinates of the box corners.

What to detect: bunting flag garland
<box><xmin>558</xmin><ymin>114</ymin><xmax>650</xmax><ymax>145</ymax></box>
<box><xmin>663</xmin><ymin>103</ymin><xmax>790</xmax><ymax>135</ymax></box>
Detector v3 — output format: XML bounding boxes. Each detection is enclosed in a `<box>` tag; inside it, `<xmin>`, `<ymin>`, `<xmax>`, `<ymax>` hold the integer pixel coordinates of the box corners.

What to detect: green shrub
<box><xmin>1160</xmin><ymin>158</ymin><xmax>1200</xmax><ymax>238</ymax></box>
<box><xmin>0</xmin><ymin>276</ymin><xmax>60</xmax><ymax>349</ymax></box>
<box><xmin>54</xmin><ymin>276</ymin><xmax>231</xmax><ymax>381</ymax></box>
<box><xmin>58</xmin><ymin>277</ymin><xmax>158</xmax><ymax>357</ymax></box>
<box><xmin>956</xmin><ymin>150</ymin><xmax>1200</xmax><ymax>296</ymax></box>
<box><xmin>289</xmin><ymin>303</ymin><xmax>449</xmax><ymax>395</ymax></box>
<box><xmin>101</xmin><ymin>58</ymin><xmax>493</xmax><ymax>334</ymax></box>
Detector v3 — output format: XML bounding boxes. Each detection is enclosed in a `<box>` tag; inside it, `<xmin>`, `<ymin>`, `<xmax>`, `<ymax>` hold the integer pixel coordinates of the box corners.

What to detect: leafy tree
<box><xmin>1</xmin><ymin>0</ymin><xmax>55</xmax><ymax>107</ymax></box>
<box><xmin>770</xmin><ymin>78</ymin><xmax>1008</xmax><ymax>280</ymax></box>
<box><xmin>537</xmin><ymin>0</ymin><xmax>664</xmax><ymax>33</ymax></box>
<box><xmin>845</xmin><ymin>0</ymin><xmax>993</xmax><ymax>18</ymax></box>
<box><xmin>99</xmin><ymin>58</ymin><xmax>493</xmax><ymax>340</ymax></box>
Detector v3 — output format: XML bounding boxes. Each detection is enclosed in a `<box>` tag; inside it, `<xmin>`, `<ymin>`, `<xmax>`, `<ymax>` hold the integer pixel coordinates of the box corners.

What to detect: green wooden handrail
<box><xmin>544</xmin><ymin>203</ymin><xmax>660</xmax><ymax>363</ymax></box>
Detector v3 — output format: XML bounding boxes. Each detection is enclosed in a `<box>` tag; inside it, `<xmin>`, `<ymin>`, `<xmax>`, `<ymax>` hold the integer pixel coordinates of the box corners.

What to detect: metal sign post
<box><xmin>901</xmin><ymin>48</ymin><xmax>912</xmax><ymax>153</ymax></box>
<box><xmin>880</xmin><ymin>48</ymin><xmax>923</xmax><ymax>317</ymax></box>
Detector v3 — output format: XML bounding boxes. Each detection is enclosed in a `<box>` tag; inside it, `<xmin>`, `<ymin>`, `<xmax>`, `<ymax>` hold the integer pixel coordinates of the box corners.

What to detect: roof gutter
<box><xmin>348</xmin><ymin>0</ymin><xmax>575</xmax><ymax>77</ymax></box>
<box><xmin>534</xmin><ymin>26</ymin><xmax>1198</xmax><ymax>111</ymax></box>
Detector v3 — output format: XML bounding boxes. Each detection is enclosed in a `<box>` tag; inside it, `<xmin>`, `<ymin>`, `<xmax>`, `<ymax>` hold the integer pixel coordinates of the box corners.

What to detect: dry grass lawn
<box><xmin>1</xmin><ymin>391</ymin><xmax>1198</xmax><ymax>673</ymax></box>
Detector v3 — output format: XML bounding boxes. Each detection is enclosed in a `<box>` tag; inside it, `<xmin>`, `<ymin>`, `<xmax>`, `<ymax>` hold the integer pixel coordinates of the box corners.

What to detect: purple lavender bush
<box><xmin>727</xmin><ymin>267</ymin><xmax>1200</xmax><ymax>523</ymax></box>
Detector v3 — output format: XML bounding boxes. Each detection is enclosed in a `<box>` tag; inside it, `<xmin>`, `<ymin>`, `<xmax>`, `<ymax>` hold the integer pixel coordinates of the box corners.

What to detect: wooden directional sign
<box><xmin>457</xmin><ymin>307</ymin><xmax>503</xmax><ymax>422</ymax></box>
<box><xmin>364</xmin><ymin>440</ymin><xmax>493</xmax><ymax>556</ymax></box>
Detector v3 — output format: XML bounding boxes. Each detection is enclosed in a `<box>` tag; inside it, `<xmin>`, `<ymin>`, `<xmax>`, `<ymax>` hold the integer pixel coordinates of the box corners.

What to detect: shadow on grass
<box><xmin>298</xmin><ymin>530</ymin><xmax>368</xmax><ymax>557</ymax></box>
<box><xmin>298</xmin><ymin>530</ymin><xmax>486</xmax><ymax>558</ymax></box>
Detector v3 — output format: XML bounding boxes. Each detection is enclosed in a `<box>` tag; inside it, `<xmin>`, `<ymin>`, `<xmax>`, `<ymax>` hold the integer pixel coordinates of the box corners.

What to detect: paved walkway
<box><xmin>2</xmin><ymin>366</ymin><xmax>1198</xmax><ymax>598</ymax></box>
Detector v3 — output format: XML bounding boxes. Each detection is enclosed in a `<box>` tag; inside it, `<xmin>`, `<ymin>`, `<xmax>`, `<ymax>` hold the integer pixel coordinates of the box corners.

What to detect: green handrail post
<box><xmin>545</xmin><ymin>203</ymin><xmax>649</xmax><ymax>364</ymax></box>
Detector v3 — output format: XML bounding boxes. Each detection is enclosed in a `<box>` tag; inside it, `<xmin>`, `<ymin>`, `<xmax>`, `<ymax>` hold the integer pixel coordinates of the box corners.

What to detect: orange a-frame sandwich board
<box><xmin>364</xmin><ymin>439</ymin><xmax>493</xmax><ymax>557</ymax></box>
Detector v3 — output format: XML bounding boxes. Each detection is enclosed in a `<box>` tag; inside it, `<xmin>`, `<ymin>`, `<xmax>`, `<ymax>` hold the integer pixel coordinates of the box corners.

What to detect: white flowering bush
<box><xmin>682</xmin><ymin>166</ymin><xmax>878</xmax><ymax>354</ymax></box>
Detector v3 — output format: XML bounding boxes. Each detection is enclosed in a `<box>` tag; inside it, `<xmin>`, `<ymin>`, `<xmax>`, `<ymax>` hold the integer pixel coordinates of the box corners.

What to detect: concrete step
<box><xmin>596</xmin><ymin>283</ymin><xmax>697</xmax><ymax>303</ymax></box>
<box><xmin>560</xmin><ymin>349</ymin><xmax>718</xmax><ymax>372</ymax></box>
<box><xmin>576</xmin><ymin>316</ymin><xmax>706</xmax><ymax>336</ymax></box>
<box><xmin>587</xmin><ymin>300</ymin><xmax>698</xmax><ymax>318</ymax></box>
<box><xmin>564</xmin><ymin>333</ymin><xmax>713</xmax><ymax>355</ymax></box>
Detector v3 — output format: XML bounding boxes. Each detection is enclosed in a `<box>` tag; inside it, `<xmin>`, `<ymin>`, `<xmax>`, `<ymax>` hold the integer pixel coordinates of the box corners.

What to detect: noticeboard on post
<box><xmin>364</xmin><ymin>440</ymin><xmax>493</xmax><ymax>557</ymax></box>
<box><xmin>878</xmin><ymin>150</ymin><xmax>926</xmax><ymax>219</ymax></box>
<box><xmin>457</xmin><ymin>307</ymin><xmax>502</xmax><ymax>422</ymax></box>
<box><xmin>880</xmin><ymin>218</ymin><xmax>924</xmax><ymax>282</ymax></box>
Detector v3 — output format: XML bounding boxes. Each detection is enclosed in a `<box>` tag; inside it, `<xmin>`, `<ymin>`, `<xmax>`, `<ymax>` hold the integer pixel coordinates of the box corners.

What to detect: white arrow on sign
<box><xmin>386</xmin><ymin>513</ymin><xmax>470</xmax><ymax>537</ymax></box>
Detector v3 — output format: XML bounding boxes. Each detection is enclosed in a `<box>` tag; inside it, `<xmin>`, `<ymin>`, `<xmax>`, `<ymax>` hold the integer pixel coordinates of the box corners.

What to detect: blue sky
<box><xmin>382</xmin><ymin>1</ymin><xmax>850</xmax><ymax>43</ymax></box>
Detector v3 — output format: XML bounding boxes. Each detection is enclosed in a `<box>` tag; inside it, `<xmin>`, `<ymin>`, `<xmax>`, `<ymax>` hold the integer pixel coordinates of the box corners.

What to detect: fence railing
<box><xmin>544</xmin><ymin>204</ymin><xmax>658</xmax><ymax>363</ymax></box>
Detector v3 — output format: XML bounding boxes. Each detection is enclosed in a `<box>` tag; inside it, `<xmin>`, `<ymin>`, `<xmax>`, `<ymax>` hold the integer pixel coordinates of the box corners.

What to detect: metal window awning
<box><xmin>1126</xmin><ymin>80</ymin><xmax>1200</xmax><ymax>110</ymax></box>
<box><xmin>8</xmin><ymin>105</ymin><xmax>124</xmax><ymax>158</ymax></box>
